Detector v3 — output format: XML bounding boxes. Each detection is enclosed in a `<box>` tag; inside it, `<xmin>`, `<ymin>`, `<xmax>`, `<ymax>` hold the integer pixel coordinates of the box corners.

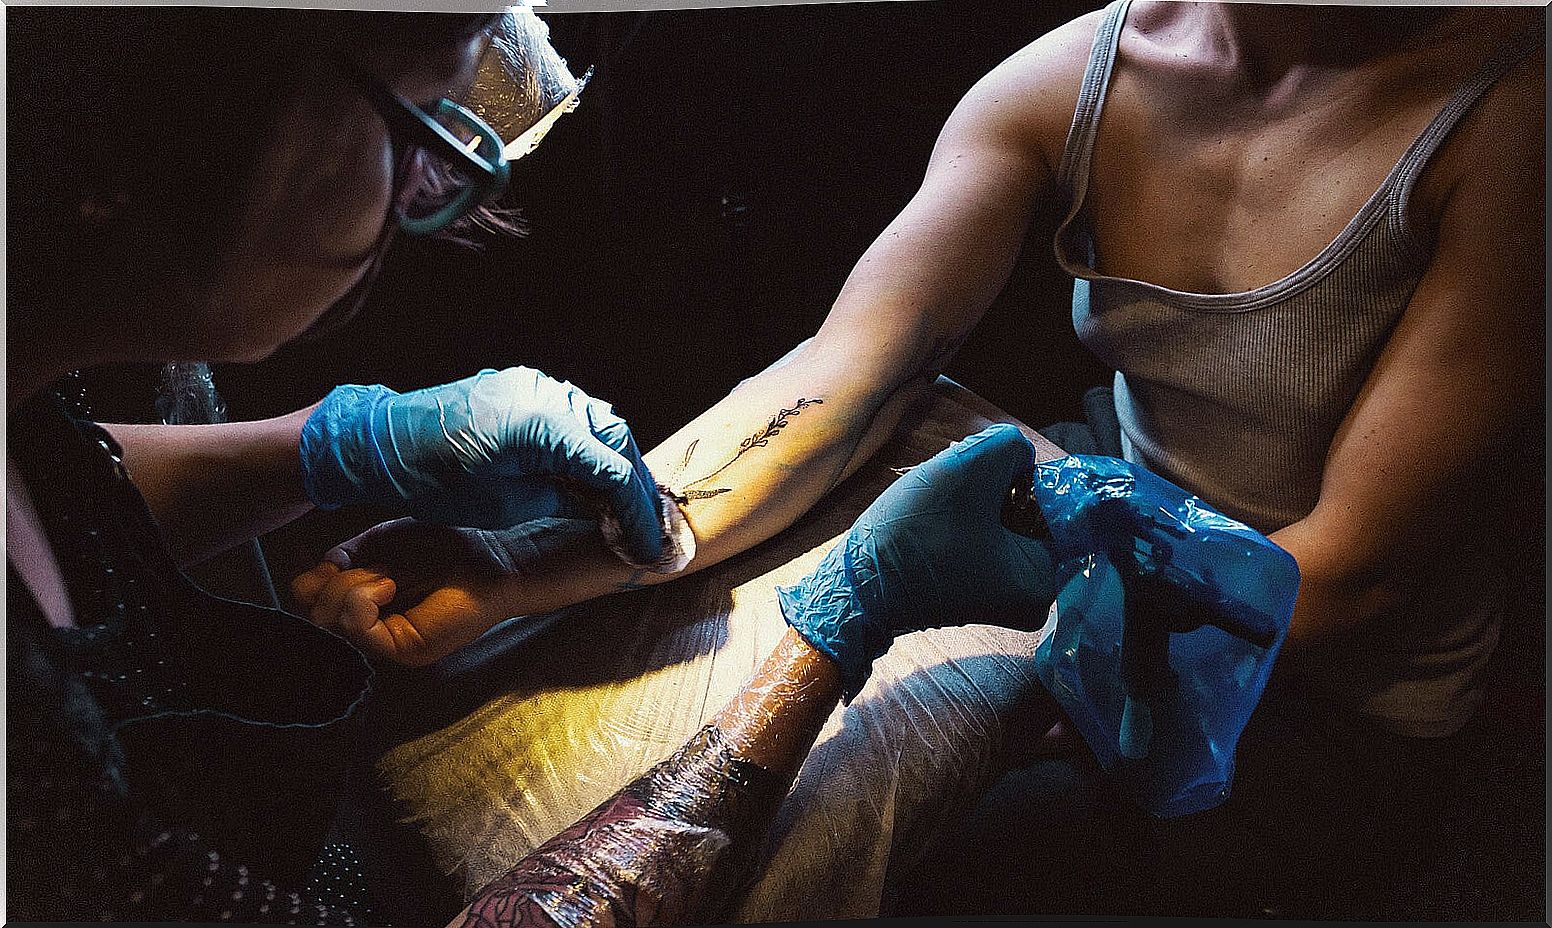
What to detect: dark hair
<box><xmin>8</xmin><ymin>8</ymin><xmax>508</xmax><ymax>318</ymax></box>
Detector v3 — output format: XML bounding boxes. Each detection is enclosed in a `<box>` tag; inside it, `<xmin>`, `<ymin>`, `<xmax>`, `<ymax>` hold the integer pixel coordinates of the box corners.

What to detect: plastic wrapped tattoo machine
<box><xmin>1004</xmin><ymin>455</ymin><xmax>1300</xmax><ymax>819</ymax></box>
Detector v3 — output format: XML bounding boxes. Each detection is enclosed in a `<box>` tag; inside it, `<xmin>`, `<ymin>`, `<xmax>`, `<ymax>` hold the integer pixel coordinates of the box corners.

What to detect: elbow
<box><xmin>1281</xmin><ymin>559</ymin><xmax>1416</xmax><ymax>657</ymax></box>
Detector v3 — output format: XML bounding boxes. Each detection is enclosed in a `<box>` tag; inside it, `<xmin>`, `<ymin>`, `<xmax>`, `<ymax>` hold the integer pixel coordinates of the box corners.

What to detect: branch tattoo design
<box><xmin>666</xmin><ymin>398</ymin><xmax>825</xmax><ymax>506</ymax></box>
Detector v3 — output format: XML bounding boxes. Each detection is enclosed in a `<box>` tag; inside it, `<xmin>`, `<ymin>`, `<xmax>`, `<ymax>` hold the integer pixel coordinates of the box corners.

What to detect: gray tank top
<box><xmin>1053</xmin><ymin>0</ymin><xmax>1541</xmax><ymax>736</ymax></box>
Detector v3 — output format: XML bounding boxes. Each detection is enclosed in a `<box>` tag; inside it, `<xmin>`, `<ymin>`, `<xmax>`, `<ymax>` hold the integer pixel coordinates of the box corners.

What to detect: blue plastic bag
<box><xmin>1024</xmin><ymin>455</ymin><xmax>1299</xmax><ymax>818</ymax></box>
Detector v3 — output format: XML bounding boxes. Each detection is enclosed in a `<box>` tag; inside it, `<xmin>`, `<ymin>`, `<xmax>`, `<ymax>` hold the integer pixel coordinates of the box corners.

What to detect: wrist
<box><xmin>299</xmin><ymin>383</ymin><xmax>400</xmax><ymax>510</ymax></box>
<box><xmin>774</xmin><ymin>538</ymin><xmax>891</xmax><ymax>703</ymax></box>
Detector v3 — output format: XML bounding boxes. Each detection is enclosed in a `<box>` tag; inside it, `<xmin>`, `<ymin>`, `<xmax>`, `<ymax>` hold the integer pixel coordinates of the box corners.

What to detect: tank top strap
<box><xmin>1389</xmin><ymin>20</ymin><xmax>1545</xmax><ymax>224</ymax></box>
<box><xmin>1055</xmin><ymin>0</ymin><xmax>1132</xmax><ymax>215</ymax></box>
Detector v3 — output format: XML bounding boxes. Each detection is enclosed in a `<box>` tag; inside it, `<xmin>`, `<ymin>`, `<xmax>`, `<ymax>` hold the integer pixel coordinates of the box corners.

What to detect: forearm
<box><xmin>451</xmin><ymin>630</ymin><xmax>841</xmax><ymax>928</ymax></box>
<box><xmin>460</xmin><ymin>340</ymin><xmax>940</xmax><ymax>623</ymax></box>
<box><xmin>643</xmin><ymin>337</ymin><xmax>940</xmax><ymax>569</ymax></box>
<box><xmin>105</xmin><ymin>405</ymin><xmax>318</xmax><ymax>566</ymax></box>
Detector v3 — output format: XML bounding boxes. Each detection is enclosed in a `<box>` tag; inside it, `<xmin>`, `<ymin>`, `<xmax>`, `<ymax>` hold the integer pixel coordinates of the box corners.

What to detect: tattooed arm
<box><xmin>291</xmin><ymin>22</ymin><xmax>1093</xmax><ymax>664</ymax></box>
<box><xmin>446</xmin><ymin>629</ymin><xmax>841</xmax><ymax>928</ymax></box>
<box><xmin>436</xmin><ymin>425</ymin><xmax>1050</xmax><ymax>928</ymax></box>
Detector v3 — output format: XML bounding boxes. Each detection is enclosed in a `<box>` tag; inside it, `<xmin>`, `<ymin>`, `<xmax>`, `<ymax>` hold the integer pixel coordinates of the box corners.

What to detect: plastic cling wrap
<box><xmin>1025</xmin><ymin>455</ymin><xmax>1299</xmax><ymax>819</ymax></box>
<box><xmin>462</xmin><ymin>726</ymin><xmax>786</xmax><ymax>928</ymax></box>
<box><xmin>468</xmin><ymin>6</ymin><xmax>592</xmax><ymax>163</ymax></box>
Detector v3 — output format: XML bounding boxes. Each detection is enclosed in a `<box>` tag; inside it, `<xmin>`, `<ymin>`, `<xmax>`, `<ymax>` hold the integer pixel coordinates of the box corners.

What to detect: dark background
<box><xmin>63</xmin><ymin>1</ymin><xmax>1544</xmax><ymax>918</ymax></box>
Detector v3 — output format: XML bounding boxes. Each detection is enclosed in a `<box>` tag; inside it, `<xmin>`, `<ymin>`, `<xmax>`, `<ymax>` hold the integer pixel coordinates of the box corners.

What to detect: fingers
<box><xmin>589</xmin><ymin>401</ymin><xmax>665</xmax><ymax>566</ymax></box>
<box><xmin>466</xmin><ymin>369</ymin><xmax>664</xmax><ymax>555</ymax></box>
<box><xmin>910</xmin><ymin>423</ymin><xmax>1036</xmax><ymax>507</ymax></box>
<box><xmin>344</xmin><ymin>577</ymin><xmax>397</xmax><ymax>636</ymax></box>
<box><xmin>350</xmin><ymin>588</ymin><xmax>486</xmax><ymax>668</ymax></box>
<box><xmin>349</xmin><ymin>612</ymin><xmax>434</xmax><ymax>667</ymax></box>
<box><xmin>292</xmin><ymin>561</ymin><xmax>438</xmax><ymax>665</ymax></box>
<box><xmin>951</xmin><ymin>423</ymin><xmax>1037</xmax><ymax>485</ymax></box>
<box><xmin>291</xmin><ymin>554</ymin><xmax>492</xmax><ymax>666</ymax></box>
<box><xmin>551</xmin><ymin>398</ymin><xmax>664</xmax><ymax>565</ymax></box>
<box><xmin>297</xmin><ymin>565</ymin><xmax>396</xmax><ymax>632</ymax></box>
<box><xmin>290</xmin><ymin>560</ymin><xmax>340</xmax><ymax>608</ymax></box>
<box><xmin>464</xmin><ymin>368</ymin><xmax>664</xmax><ymax>556</ymax></box>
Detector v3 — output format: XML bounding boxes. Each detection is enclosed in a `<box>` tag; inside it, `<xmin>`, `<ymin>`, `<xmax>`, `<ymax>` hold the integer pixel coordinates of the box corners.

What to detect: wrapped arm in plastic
<box><xmin>451</xmin><ymin>632</ymin><xmax>839</xmax><ymax>928</ymax></box>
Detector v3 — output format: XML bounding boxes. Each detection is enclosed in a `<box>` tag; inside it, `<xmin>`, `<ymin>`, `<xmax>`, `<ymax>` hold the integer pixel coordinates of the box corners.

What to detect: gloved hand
<box><xmin>776</xmin><ymin>424</ymin><xmax>1056</xmax><ymax>700</ymax></box>
<box><xmin>299</xmin><ymin>367</ymin><xmax>664</xmax><ymax>566</ymax></box>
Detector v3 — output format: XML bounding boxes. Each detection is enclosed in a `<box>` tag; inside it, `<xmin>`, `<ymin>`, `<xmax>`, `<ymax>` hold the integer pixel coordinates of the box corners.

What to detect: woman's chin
<box><xmin>185</xmin><ymin>314</ymin><xmax>324</xmax><ymax>365</ymax></box>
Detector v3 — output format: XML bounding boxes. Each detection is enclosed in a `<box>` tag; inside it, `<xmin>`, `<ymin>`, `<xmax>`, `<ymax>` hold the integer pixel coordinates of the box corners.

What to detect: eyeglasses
<box><xmin>347</xmin><ymin>60</ymin><xmax>513</xmax><ymax>237</ymax></box>
<box><xmin>348</xmin><ymin>60</ymin><xmax>592</xmax><ymax>237</ymax></box>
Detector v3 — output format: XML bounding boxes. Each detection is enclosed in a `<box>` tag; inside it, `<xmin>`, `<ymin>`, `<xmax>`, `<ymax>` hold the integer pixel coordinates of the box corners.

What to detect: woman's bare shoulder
<box><xmin>1412</xmin><ymin>25</ymin><xmax>1544</xmax><ymax>234</ymax></box>
<box><xmin>951</xmin><ymin>8</ymin><xmax>1110</xmax><ymax>167</ymax></box>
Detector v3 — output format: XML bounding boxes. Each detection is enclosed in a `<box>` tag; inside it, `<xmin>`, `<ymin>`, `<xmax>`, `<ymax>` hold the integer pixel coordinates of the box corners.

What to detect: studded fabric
<box><xmin>8</xmin><ymin>394</ymin><xmax>377</xmax><ymax>925</ymax></box>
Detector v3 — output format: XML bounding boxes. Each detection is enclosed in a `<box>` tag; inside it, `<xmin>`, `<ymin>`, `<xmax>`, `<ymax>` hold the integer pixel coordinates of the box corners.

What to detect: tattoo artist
<box><xmin>8</xmin><ymin>7</ymin><xmax>675</xmax><ymax>923</ymax></box>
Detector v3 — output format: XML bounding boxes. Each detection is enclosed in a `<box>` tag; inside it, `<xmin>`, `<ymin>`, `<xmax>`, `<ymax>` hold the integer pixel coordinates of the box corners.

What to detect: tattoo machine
<box><xmin>1003</xmin><ymin>455</ymin><xmax>1299</xmax><ymax>818</ymax></box>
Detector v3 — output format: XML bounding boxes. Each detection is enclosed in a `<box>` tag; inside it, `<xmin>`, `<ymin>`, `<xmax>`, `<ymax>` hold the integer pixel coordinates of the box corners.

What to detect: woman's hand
<box><xmin>298</xmin><ymin>367</ymin><xmax>665</xmax><ymax>566</ymax></box>
<box><xmin>776</xmin><ymin>424</ymin><xmax>1057</xmax><ymax>700</ymax></box>
<box><xmin>289</xmin><ymin>516</ymin><xmax>598</xmax><ymax>665</ymax></box>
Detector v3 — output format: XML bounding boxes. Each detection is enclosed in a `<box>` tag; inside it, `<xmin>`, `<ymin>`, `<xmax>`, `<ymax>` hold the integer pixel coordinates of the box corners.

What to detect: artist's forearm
<box><xmin>709</xmin><ymin>628</ymin><xmax>844</xmax><ymax>775</ymax></box>
<box><xmin>452</xmin><ymin>629</ymin><xmax>841</xmax><ymax>928</ymax></box>
<box><xmin>105</xmin><ymin>405</ymin><xmax>318</xmax><ymax>566</ymax></box>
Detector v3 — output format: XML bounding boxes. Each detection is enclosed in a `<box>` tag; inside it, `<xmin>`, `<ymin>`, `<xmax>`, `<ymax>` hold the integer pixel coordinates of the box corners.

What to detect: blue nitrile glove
<box><xmin>775</xmin><ymin>424</ymin><xmax>1057</xmax><ymax>701</ymax></box>
<box><xmin>299</xmin><ymin>367</ymin><xmax>664</xmax><ymax>565</ymax></box>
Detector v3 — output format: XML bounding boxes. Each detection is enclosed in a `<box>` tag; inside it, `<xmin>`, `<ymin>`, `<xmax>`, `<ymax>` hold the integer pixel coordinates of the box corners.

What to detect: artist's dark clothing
<box><xmin>7</xmin><ymin>395</ymin><xmax>378</xmax><ymax>925</ymax></box>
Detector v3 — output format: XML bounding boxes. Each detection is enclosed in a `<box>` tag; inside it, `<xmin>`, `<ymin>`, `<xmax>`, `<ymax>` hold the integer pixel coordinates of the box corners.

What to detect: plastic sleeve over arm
<box><xmin>458</xmin><ymin>726</ymin><xmax>788</xmax><ymax>928</ymax></box>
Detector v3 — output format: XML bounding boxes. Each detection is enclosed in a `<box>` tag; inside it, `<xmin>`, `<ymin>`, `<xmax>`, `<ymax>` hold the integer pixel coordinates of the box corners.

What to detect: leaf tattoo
<box><xmin>685</xmin><ymin>398</ymin><xmax>825</xmax><ymax>488</ymax></box>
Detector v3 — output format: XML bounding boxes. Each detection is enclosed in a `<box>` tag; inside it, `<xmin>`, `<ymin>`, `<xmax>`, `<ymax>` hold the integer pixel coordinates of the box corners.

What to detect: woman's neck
<box><xmin>1193</xmin><ymin>2</ymin><xmax>1457</xmax><ymax>83</ymax></box>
